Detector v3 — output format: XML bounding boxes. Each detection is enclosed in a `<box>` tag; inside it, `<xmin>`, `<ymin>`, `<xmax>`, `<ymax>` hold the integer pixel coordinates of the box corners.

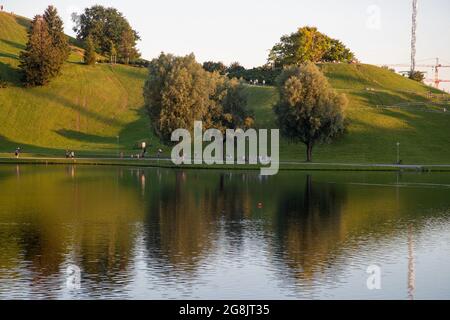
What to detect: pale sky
<box><xmin>3</xmin><ymin>0</ymin><xmax>450</xmax><ymax>90</ymax></box>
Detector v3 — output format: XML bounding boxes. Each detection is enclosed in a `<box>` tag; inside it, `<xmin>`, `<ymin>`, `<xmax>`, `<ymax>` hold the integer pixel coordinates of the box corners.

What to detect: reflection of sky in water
<box><xmin>0</xmin><ymin>165</ymin><xmax>449</xmax><ymax>299</ymax></box>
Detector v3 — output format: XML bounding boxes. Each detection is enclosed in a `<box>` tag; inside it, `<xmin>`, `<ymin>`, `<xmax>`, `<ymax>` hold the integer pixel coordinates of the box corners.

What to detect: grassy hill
<box><xmin>0</xmin><ymin>12</ymin><xmax>160</xmax><ymax>157</ymax></box>
<box><xmin>1</xmin><ymin>11</ymin><xmax>449</xmax><ymax>164</ymax></box>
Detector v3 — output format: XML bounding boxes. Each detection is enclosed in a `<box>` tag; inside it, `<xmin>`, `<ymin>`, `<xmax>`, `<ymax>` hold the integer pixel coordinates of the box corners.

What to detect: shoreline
<box><xmin>1</xmin><ymin>157</ymin><xmax>450</xmax><ymax>172</ymax></box>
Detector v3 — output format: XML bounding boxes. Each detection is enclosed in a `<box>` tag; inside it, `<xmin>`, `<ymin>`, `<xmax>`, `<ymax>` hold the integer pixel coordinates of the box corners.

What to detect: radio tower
<box><xmin>410</xmin><ymin>0</ymin><xmax>418</xmax><ymax>73</ymax></box>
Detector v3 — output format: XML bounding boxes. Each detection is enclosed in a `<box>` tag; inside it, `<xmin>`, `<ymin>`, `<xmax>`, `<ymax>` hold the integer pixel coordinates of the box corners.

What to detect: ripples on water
<box><xmin>0</xmin><ymin>165</ymin><xmax>449</xmax><ymax>299</ymax></box>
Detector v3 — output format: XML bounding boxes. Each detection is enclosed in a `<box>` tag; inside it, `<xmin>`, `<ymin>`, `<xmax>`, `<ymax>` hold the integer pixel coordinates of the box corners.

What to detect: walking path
<box><xmin>1</xmin><ymin>156</ymin><xmax>450</xmax><ymax>171</ymax></box>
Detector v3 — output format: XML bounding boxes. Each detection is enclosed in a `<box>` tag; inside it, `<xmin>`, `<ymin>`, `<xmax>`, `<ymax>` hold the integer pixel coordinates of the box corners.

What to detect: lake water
<box><xmin>0</xmin><ymin>165</ymin><xmax>449</xmax><ymax>300</ymax></box>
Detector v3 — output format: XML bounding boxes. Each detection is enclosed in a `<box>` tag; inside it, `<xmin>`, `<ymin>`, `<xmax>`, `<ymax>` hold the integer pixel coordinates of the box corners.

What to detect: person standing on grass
<box><xmin>14</xmin><ymin>147</ymin><xmax>21</xmax><ymax>158</ymax></box>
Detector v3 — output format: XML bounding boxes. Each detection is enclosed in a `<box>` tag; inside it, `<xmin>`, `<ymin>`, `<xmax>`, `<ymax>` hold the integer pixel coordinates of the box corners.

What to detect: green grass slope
<box><xmin>248</xmin><ymin>64</ymin><xmax>450</xmax><ymax>164</ymax></box>
<box><xmin>1</xmin><ymin>11</ymin><xmax>449</xmax><ymax>164</ymax></box>
<box><xmin>0</xmin><ymin>12</ymin><xmax>161</xmax><ymax>157</ymax></box>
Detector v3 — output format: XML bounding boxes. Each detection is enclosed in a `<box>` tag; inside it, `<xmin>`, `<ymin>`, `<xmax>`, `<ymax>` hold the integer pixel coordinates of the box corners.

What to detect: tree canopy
<box><xmin>143</xmin><ymin>53</ymin><xmax>253</xmax><ymax>142</ymax></box>
<box><xmin>83</xmin><ymin>36</ymin><xmax>96</xmax><ymax>65</ymax></box>
<box><xmin>269</xmin><ymin>26</ymin><xmax>355</xmax><ymax>67</ymax></box>
<box><xmin>72</xmin><ymin>5</ymin><xmax>140</xmax><ymax>61</ymax></box>
<box><xmin>273</xmin><ymin>62</ymin><xmax>347</xmax><ymax>162</ymax></box>
<box><xmin>202</xmin><ymin>61</ymin><xmax>227</xmax><ymax>75</ymax></box>
<box><xmin>43</xmin><ymin>5</ymin><xmax>69</xmax><ymax>76</ymax></box>
<box><xmin>19</xmin><ymin>16</ymin><xmax>58</xmax><ymax>86</ymax></box>
<box><xmin>409</xmin><ymin>71</ymin><xmax>425</xmax><ymax>83</ymax></box>
<box><xmin>19</xmin><ymin>6</ymin><xmax>69</xmax><ymax>86</ymax></box>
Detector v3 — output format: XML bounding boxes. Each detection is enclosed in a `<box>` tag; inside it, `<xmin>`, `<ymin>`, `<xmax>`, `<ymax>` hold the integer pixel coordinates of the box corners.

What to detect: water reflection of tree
<box><xmin>144</xmin><ymin>171</ymin><xmax>260</xmax><ymax>279</ymax></box>
<box><xmin>144</xmin><ymin>170</ymin><xmax>218</xmax><ymax>277</ymax></box>
<box><xmin>272</xmin><ymin>174</ymin><xmax>349</xmax><ymax>282</ymax></box>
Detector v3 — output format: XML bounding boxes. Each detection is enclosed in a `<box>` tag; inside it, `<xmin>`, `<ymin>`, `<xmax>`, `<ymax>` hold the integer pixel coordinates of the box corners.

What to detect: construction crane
<box><xmin>388</xmin><ymin>58</ymin><xmax>450</xmax><ymax>89</ymax></box>
<box><xmin>384</xmin><ymin>1</ymin><xmax>450</xmax><ymax>90</ymax></box>
<box><xmin>428</xmin><ymin>58</ymin><xmax>450</xmax><ymax>89</ymax></box>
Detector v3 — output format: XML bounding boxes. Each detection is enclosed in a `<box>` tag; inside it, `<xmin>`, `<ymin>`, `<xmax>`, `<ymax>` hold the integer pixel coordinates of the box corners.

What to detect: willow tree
<box><xmin>273</xmin><ymin>62</ymin><xmax>347</xmax><ymax>162</ymax></box>
<box><xmin>143</xmin><ymin>53</ymin><xmax>252</xmax><ymax>142</ymax></box>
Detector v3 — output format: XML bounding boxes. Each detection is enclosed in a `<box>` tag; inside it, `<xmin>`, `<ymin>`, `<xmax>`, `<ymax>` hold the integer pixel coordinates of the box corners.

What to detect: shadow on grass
<box><xmin>0</xmin><ymin>61</ymin><xmax>22</xmax><ymax>85</ymax></box>
<box><xmin>55</xmin><ymin>129</ymin><xmax>117</xmax><ymax>144</ymax></box>
<box><xmin>14</xmin><ymin>15</ymin><xmax>30</xmax><ymax>29</ymax></box>
<box><xmin>0</xmin><ymin>134</ymin><xmax>62</xmax><ymax>156</ymax></box>
<box><xmin>0</xmin><ymin>39</ymin><xmax>25</xmax><ymax>51</ymax></box>
<box><xmin>0</xmin><ymin>51</ymin><xmax>19</xmax><ymax>60</ymax></box>
<box><xmin>352</xmin><ymin>90</ymin><xmax>426</xmax><ymax>107</ymax></box>
<box><xmin>28</xmin><ymin>90</ymin><xmax>124</xmax><ymax>127</ymax></box>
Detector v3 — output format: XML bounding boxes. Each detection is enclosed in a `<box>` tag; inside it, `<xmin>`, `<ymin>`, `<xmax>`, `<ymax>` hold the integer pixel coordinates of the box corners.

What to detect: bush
<box><xmin>409</xmin><ymin>71</ymin><xmax>425</xmax><ymax>83</ymax></box>
<box><xmin>0</xmin><ymin>79</ymin><xmax>7</xmax><ymax>88</ymax></box>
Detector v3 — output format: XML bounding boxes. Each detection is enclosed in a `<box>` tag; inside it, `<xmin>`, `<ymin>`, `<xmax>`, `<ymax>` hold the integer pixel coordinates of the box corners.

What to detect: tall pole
<box><xmin>410</xmin><ymin>0</ymin><xmax>418</xmax><ymax>74</ymax></box>
<box><xmin>117</xmin><ymin>135</ymin><xmax>120</xmax><ymax>157</ymax></box>
<box><xmin>397</xmin><ymin>142</ymin><xmax>400</xmax><ymax>164</ymax></box>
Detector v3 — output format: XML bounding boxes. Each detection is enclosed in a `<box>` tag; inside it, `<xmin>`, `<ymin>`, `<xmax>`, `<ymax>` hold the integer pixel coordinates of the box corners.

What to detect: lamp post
<box><xmin>117</xmin><ymin>135</ymin><xmax>120</xmax><ymax>157</ymax></box>
<box><xmin>396</xmin><ymin>142</ymin><xmax>400</xmax><ymax>164</ymax></box>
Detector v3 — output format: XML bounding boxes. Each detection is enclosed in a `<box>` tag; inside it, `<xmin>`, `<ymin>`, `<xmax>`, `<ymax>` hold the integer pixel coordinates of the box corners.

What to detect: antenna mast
<box><xmin>410</xmin><ymin>0</ymin><xmax>418</xmax><ymax>73</ymax></box>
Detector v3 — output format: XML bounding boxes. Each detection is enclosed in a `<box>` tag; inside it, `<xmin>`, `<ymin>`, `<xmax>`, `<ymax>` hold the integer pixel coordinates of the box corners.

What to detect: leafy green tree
<box><xmin>202</xmin><ymin>61</ymin><xmax>227</xmax><ymax>75</ymax></box>
<box><xmin>409</xmin><ymin>71</ymin><xmax>425</xmax><ymax>83</ymax></box>
<box><xmin>269</xmin><ymin>26</ymin><xmax>355</xmax><ymax>67</ymax></box>
<box><xmin>143</xmin><ymin>53</ymin><xmax>252</xmax><ymax>142</ymax></box>
<box><xmin>273</xmin><ymin>62</ymin><xmax>347</xmax><ymax>162</ymax></box>
<box><xmin>43</xmin><ymin>5</ymin><xmax>69</xmax><ymax>76</ymax></box>
<box><xmin>118</xmin><ymin>28</ymin><xmax>139</xmax><ymax>64</ymax></box>
<box><xmin>227</xmin><ymin>62</ymin><xmax>245</xmax><ymax>74</ymax></box>
<box><xmin>109</xmin><ymin>41</ymin><xmax>117</xmax><ymax>64</ymax></box>
<box><xmin>72</xmin><ymin>5</ymin><xmax>140</xmax><ymax>60</ymax></box>
<box><xmin>19</xmin><ymin>16</ymin><xmax>57</xmax><ymax>86</ymax></box>
<box><xmin>220</xmin><ymin>78</ymin><xmax>251</xmax><ymax>128</ymax></box>
<box><xmin>144</xmin><ymin>53</ymin><xmax>214</xmax><ymax>141</ymax></box>
<box><xmin>322</xmin><ymin>39</ymin><xmax>354</xmax><ymax>62</ymax></box>
<box><xmin>83</xmin><ymin>36</ymin><xmax>96</xmax><ymax>65</ymax></box>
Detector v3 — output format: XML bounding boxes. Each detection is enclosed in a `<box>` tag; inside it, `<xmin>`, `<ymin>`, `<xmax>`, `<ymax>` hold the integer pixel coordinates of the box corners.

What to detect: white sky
<box><xmin>3</xmin><ymin>0</ymin><xmax>450</xmax><ymax>91</ymax></box>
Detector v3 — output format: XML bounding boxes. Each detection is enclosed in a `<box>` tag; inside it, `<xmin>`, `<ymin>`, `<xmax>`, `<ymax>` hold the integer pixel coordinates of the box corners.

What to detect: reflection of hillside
<box><xmin>269</xmin><ymin>173</ymin><xmax>450</xmax><ymax>286</ymax></box>
<box><xmin>0</xmin><ymin>165</ymin><xmax>448</xmax><ymax>298</ymax></box>
<box><xmin>0</xmin><ymin>165</ymin><xmax>143</xmax><ymax>294</ymax></box>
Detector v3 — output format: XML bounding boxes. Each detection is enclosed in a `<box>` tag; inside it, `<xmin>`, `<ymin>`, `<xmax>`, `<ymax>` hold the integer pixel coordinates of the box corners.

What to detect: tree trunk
<box><xmin>306</xmin><ymin>143</ymin><xmax>313</xmax><ymax>162</ymax></box>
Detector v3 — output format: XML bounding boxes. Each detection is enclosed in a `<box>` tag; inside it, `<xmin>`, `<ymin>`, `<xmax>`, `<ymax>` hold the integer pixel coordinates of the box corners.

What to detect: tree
<box><xmin>273</xmin><ymin>63</ymin><xmax>347</xmax><ymax>162</ymax></box>
<box><xmin>109</xmin><ymin>41</ymin><xmax>117</xmax><ymax>64</ymax></box>
<box><xmin>72</xmin><ymin>5</ymin><xmax>140</xmax><ymax>60</ymax></box>
<box><xmin>409</xmin><ymin>71</ymin><xmax>425</xmax><ymax>83</ymax></box>
<box><xmin>19</xmin><ymin>16</ymin><xmax>57</xmax><ymax>86</ymax></box>
<box><xmin>269</xmin><ymin>26</ymin><xmax>355</xmax><ymax>67</ymax></box>
<box><xmin>219</xmin><ymin>78</ymin><xmax>252</xmax><ymax>128</ymax></box>
<box><xmin>43</xmin><ymin>5</ymin><xmax>69</xmax><ymax>76</ymax></box>
<box><xmin>118</xmin><ymin>28</ymin><xmax>139</xmax><ymax>64</ymax></box>
<box><xmin>83</xmin><ymin>36</ymin><xmax>96</xmax><ymax>65</ymax></box>
<box><xmin>322</xmin><ymin>39</ymin><xmax>354</xmax><ymax>63</ymax></box>
<box><xmin>143</xmin><ymin>53</ymin><xmax>252</xmax><ymax>142</ymax></box>
<box><xmin>227</xmin><ymin>62</ymin><xmax>245</xmax><ymax>74</ymax></box>
<box><xmin>202</xmin><ymin>61</ymin><xmax>227</xmax><ymax>75</ymax></box>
